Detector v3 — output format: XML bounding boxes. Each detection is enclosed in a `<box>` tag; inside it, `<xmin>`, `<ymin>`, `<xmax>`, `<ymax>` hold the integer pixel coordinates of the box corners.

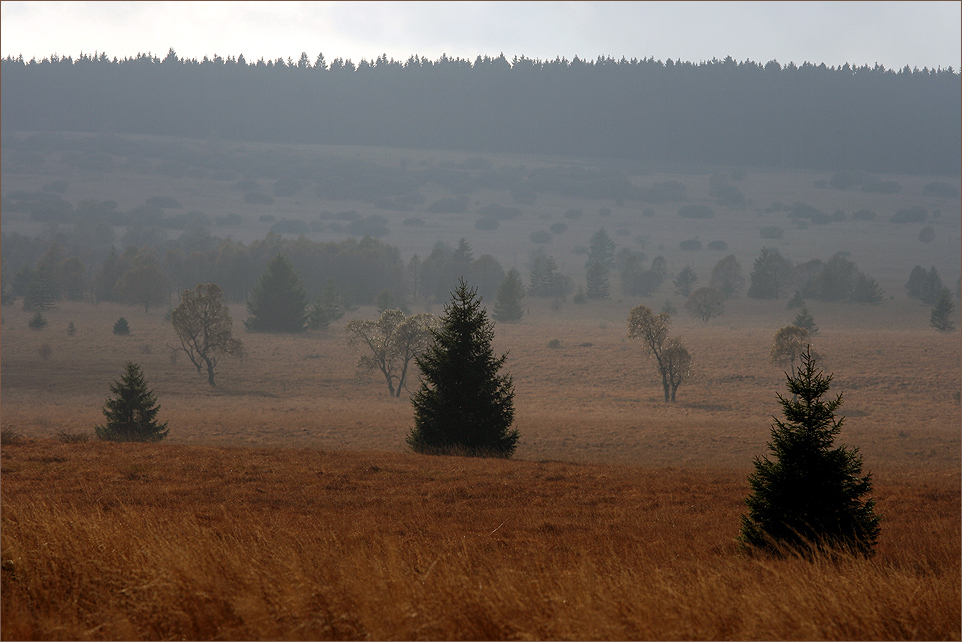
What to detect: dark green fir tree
<box><xmin>492</xmin><ymin>269</ymin><xmax>525</xmax><ymax>323</ymax></box>
<box><xmin>245</xmin><ymin>253</ymin><xmax>308</xmax><ymax>332</ymax></box>
<box><xmin>95</xmin><ymin>362</ymin><xmax>169</xmax><ymax>442</ymax></box>
<box><xmin>793</xmin><ymin>304</ymin><xmax>819</xmax><ymax>335</ymax></box>
<box><xmin>408</xmin><ymin>279</ymin><xmax>519</xmax><ymax>457</ymax></box>
<box><xmin>930</xmin><ymin>288</ymin><xmax>956</xmax><ymax>332</ymax></box>
<box><xmin>741</xmin><ymin>347</ymin><xmax>880</xmax><ymax>557</ymax></box>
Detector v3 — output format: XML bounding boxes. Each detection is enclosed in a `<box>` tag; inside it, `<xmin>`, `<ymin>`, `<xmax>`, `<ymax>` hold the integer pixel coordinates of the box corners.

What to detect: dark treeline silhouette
<box><xmin>2</xmin><ymin>50</ymin><xmax>959</xmax><ymax>175</ymax></box>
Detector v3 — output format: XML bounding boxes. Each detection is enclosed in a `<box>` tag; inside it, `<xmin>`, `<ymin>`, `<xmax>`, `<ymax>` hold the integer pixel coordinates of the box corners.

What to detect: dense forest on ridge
<box><xmin>2</xmin><ymin>50</ymin><xmax>959</xmax><ymax>175</ymax></box>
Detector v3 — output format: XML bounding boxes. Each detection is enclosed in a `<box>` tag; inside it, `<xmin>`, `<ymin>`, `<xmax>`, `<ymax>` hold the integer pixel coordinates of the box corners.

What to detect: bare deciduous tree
<box><xmin>685</xmin><ymin>287</ymin><xmax>725</xmax><ymax>323</ymax></box>
<box><xmin>347</xmin><ymin>309</ymin><xmax>436</xmax><ymax>397</ymax></box>
<box><xmin>770</xmin><ymin>325</ymin><xmax>810</xmax><ymax>373</ymax></box>
<box><xmin>169</xmin><ymin>283</ymin><xmax>243</xmax><ymax>386</ymax></box>
<box><xmin>627</xmin><ymin>305</ymin><xmax>693</xmax><ymax>402</ymax></box>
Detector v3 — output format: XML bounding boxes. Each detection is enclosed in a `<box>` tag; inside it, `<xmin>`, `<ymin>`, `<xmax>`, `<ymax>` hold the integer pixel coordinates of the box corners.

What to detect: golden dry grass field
<box><xmin>1</xmin><ymin>295</ymin><xmax>960</xmax><ymax>640</ymax></box>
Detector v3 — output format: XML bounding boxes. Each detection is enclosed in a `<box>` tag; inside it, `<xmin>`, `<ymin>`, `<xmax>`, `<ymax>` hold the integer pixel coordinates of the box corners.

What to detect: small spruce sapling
<box><xmin>95</xmin><ymin>362</ymin><xmax>169</xmax><ymax>442</ymax></box>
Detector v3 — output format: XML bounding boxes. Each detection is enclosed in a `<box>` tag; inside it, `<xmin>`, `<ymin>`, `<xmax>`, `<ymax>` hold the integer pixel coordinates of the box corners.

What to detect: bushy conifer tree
<box><xmin>113</xmin><ymin>317</ymin><xmax>130</xmax><ymax>335</ymax></box>
<box><xmin>408</xmin><ymin>280</ymin><xmax>518</xmax><ymax>457</ymax></box>
<box><xmin>930</xmin><ymin>288</ymin><xmax>956</xmax><ymax>332</ymax></box>
<box><xmin>741</xmin><ymin>347</ymin><xmax>879</xmax><ymax>557</ymax></box>
<box><xmin>493</xmin><ymin>269</ymin><xmax>525</xmax><ymax>322</ymax></box>
<box><xmin>793</xmin><ymin>305</ymin><xmax>819</xmax><ymax>335</ymax></box>
<box><xmin>245</xmin><ymin>253</ymin><xmax>308</xmax><ymax>332</ymax></box>
<box><xmin>95</xmin><ymin>362</ymin><xmax>169</xmax><ymax>442</ymax></box>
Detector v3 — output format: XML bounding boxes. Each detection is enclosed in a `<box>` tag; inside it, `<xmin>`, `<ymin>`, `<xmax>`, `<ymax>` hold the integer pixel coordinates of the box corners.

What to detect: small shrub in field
<box><xmin>37</xmin><ymin>344</ymin><xmax>53</xmax><ymax>361</ymax></box>
<box><xmin>530</xmin><ymin>230</ymin><xmax>552</xmax><ymax>244</ymax></box>
<box><xmin>113</xmin><ymin>317</ymin><xmax>130</xmax><ymax>335</ymax></box>
<box><xmin>918</xmin><ymin>226</ymin><xmax>936</xmax><ymax>243</ymax></box>
<box><xmin>475</xmin><ymin>216</ymin><xmax>498</xmax><ymax>231</ymax></box>
<box><xmin>66</xmin><ymin>321</ymin><xmax>76</xmax><ymax>336</ymax></box>
<box><xmin>0</xmin><ymin>429</ymin><xmax>23</xmax><ymax>445</ymax></box>
<box><xmin>679</xmin><ymin>239</ymin><xmax>702</xmax><ymax>251</ymax></box>
<box><xmin>547</xmin><ymin>339</ymin><xmax>562</xmax><ymax>349</ymax></box>
<box><xmin>677</xmin><ymin>204</ymin><xmax>715</xmax><ymax>219</ymax></box>
<box><xmin>760</xmin><ymin>226</ymin><xmax>784</xmax><ymax>239</ymax></box>
<box><xmin>57</xmin><ymin>431</ymin><xmax>90</xmax><ymax>444</ymax></box>
<box><xmin>28</xmin><ymin>311</ymin><xmax>48</xmax><ymax>330</ymax></box>
<box><xmin>140</xmin><ymin>344</ymin><xmax>152</xmax><ymax>354</ymax></box>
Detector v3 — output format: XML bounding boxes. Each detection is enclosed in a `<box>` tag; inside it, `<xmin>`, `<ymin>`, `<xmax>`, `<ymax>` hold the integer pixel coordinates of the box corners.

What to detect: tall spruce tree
<box><xmin>408</xmin><ymin>279</ymin><xmax>518</xmax><ymax>457</ymax></box>
<box><xmin>930</xmin><ymin>288</ymin><xmax>956</xmax><ymax>332</ymax></box>
<box><xmin>585</xmin><ymin>260</ymin><xmax>610</xmax><ymax>300</ymax></box>
<box><xmin>493</xmin><ymin>269</ymin><xmax>525</xmax><ymax>322</ymax></box>
<box><xmin>95</xmin><ymin>362</ymin><xmax>169</xmax><ymax>442</ymax></box>
<box><xmin>741</xmin><ymin>347</ymin><xmax>880</xmax><ymax>557</ymax></box>
<box><xmin>245</xmin><ymin>253</ymin><xmax>308</xmax><ymax>332</ymax></box>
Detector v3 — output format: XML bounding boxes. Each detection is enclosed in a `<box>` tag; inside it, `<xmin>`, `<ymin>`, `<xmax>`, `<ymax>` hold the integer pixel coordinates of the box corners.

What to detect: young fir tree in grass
<box><xmin>492</xmin><ymin>269</ymin><xmax>525</xmax><ymax>322</ymax></box>
<box><xmin>95</xmin><ymin>362</ymin><xmax>169</xmax><ymax>442</ymax></box>
<box><xmin>245</xmin><ymin>253</ymin><xmax>308</xmax><ymax>332</ymax></box>
<box><xmin>408</xmin><ymin>279</ymin><xmax>518</xmax><ymax>457</ymax></box>
<box><xmin>930</xmin><ymin>288</ymin><xmax>956</xmax><ymax>332</ymax></box>
<box><xmin>741</xmin><ymin>347</ymin><xmax>879</xmax><ymax>557</ymax></box>
<box><xmin>793</xmin><ymin>304</ymin><xmax>819</xmax><ymax>335</ymax></box>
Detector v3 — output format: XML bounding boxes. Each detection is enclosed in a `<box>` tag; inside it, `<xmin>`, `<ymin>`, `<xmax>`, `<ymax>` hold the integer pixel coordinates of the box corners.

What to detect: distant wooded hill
<box><xmin>2</xmin><ymin>51</ymin><xmax>959</xmax><ymax>175</ymax></box>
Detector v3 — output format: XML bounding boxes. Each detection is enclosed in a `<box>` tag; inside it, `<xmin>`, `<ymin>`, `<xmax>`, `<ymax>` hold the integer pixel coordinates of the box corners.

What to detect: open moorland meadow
<box><xmin>2</xmin><ymin>134</ymin><xmax>961</xmax><ymax>639</ymax></box>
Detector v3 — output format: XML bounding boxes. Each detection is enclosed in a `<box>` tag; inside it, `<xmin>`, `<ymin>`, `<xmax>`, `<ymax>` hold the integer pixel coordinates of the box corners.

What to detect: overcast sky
<box><xmin>1</xmin><ymin>1</ymin><xmax>959</xmax><ymax>71</ymax></box>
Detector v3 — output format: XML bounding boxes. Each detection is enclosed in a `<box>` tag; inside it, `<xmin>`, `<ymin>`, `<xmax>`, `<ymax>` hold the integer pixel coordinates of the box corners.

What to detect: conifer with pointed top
<box><xmin>408</xmin><ymin>279</ymin><xmax>518</xmax><ymax>457</ymax></box>
<box><xmin>793</xmin><ymin>304</ymin><xmax>819</xmax><ymax>335</ymax></box>
<box><xmin>930</xmin><ymin>288</ymin><xmax>956</xmax><ymax>332</ymax></box>
<box><xmin>493</xmin><ymin>269</ymin><xmax>525</xmax><ymax>322</ymax></box>
<box><xmin>741</xmin><ymin>347</ymin><xmax>879</xmax><ymax>557</ymax></box>
<box><xmin>95</xmin><ymin>362</ymin><xmax>169</xmax><ymax>442</ymax></box>
<box><xmin>245</xmin><ymin>253</ymin><xmax>308</xmax><ymax>332</ymax></box>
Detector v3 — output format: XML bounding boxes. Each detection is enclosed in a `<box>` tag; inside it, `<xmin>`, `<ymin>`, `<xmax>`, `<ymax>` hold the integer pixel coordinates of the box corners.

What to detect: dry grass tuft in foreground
<box><xmin>2</xmin><ymin>440</ymin><xmax>958</xmax><ymax>640</ymax></box>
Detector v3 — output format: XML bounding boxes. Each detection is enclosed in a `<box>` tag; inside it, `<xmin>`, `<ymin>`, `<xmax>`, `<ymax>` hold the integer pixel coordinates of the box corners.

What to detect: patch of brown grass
<box><xmin>2</xmin><ymin>440</ymin><xmax>958</xmax><ymax>640</ymax></box>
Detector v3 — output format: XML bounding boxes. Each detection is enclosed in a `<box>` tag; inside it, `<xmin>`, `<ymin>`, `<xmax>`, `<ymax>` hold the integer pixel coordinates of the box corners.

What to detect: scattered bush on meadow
<box><xmin>243</xmin><ymin>192</ymin><xmax>275</xmax><ymax>205</ymax></box>
<box><xmin>475</xmin><ymin>216</ymin><xmax>498</xmax><ymax>231</ymax></box>
<box><xmin>891</xmin><ymin>206</ymin><xmax>927</xmax><ymax>223</ymax></box>
<box><xmin>918</xmin><ymin>226</ymin><xmax>936</xmax><ymax>243</ymax></box>
<box><xmin>146</xmin><ymin>195</ymin><xmax>182</xmax><ymax>209</ymax></box>
<box><xmin>28</xmin><ymin>311</ymin><xmax>48</xmax><ymax>330</ymax></box>
<box><xmin>37</xmin><ymin>344</ymin><xmax>52</xmax><ymax>361</ymax></box>
<box><xmin>685</xmin><ymin>287</ymin><xmax>725</xmax><ymax>323</ymax></box>
<box><xmin>113</xmin><ymin>317</ymin><xmax>130</xmax><ymax>335</ymax></box>
<box><xmin>923</xmin><ymin>181</ymin><xmax>960</xmax><ymax>198</ymax></box>
<box><xmin>529</xmin><ymin>230</ymin><xmax>552</xmax><ymax>244</ymax></box>
<box><xmin>677</xmin><ymin>204</ymin><xmax>715</xmax><ymax>219</ymax></box>
<box><xmin>679</xmin><ymin>239</ymin><xmax>702</xmax><ymax>251</ymax></box>
<box><xmin>760</xmin><ymin>226</ymin><xmax>784</xmax><ymax>239</ymax></box>
<box><xmin>861</xmin><ymin>179</ymin><xmax>901</xmax><ymax>194</ymax></box>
